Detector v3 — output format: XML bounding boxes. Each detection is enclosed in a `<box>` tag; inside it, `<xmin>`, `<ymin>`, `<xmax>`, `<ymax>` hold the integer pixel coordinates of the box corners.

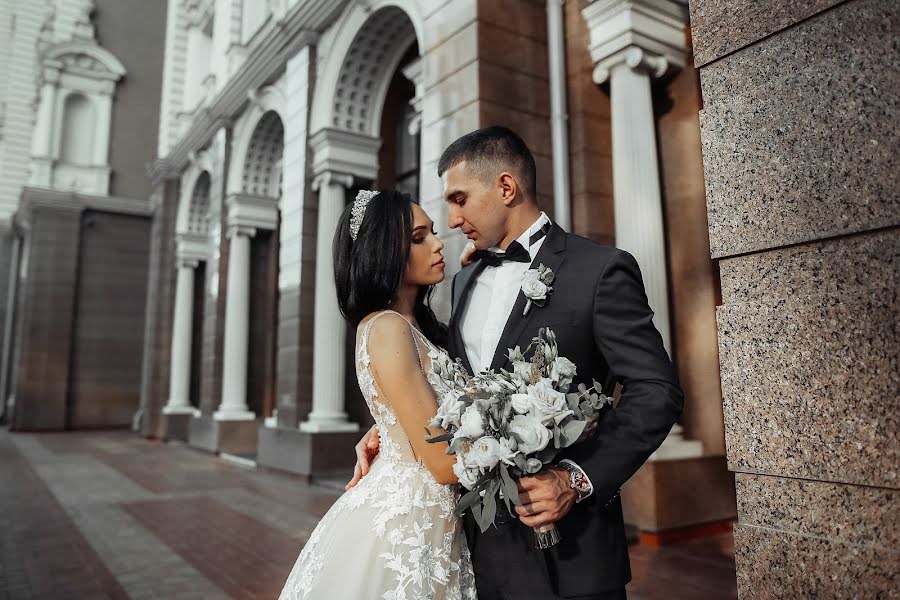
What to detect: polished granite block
<box><xmin>734</xmin><ymin>523</ymin><xmax>898</xmax><ymax>598</ymax></box>
<box><xmin>719</xmin><ymin>228</ymin><xmax>899</xmax><ymax>304</ymax></box>
<box><xmin>736</xmin><ymin>473</ymin><xmax>899</xmax><ymax>548</ymax></box>
<box><xmin>688</xmin><ymin>0</ymin><xmax>843</xmax><ymax>66</ymax></box>
<box><xmin>717</xmin><ymin>286</ymin><xmax>899</xmax><ymax>486</ymax></box>
<box><xmin>698</xmin><ymin>0</ymin><xmax>900</xmax><ymax>258</ymax></box>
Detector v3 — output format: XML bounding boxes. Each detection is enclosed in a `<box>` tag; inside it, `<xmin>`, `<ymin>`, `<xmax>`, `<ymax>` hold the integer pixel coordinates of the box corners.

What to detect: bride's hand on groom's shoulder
<box><xmin>345</xmin><ymin>425</ymin><xmax>380</xmax><ymax>490</ymax></box>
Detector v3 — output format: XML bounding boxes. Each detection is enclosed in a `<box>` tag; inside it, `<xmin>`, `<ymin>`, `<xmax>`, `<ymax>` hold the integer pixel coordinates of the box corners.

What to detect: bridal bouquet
<box><xmin>426</xmin><ymin>328</ymin><xmax>613</xmax><ymax>548</ymax></box>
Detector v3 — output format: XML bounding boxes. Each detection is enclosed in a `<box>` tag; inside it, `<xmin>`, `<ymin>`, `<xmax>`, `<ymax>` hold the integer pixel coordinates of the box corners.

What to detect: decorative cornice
<box><xmin>176</xmin><ymin>231</ymin><xmax>208</xmax><ymax>263</ymax></box>
<box><xmin>582</xmin><ymin>0</ymin><xmax>688</xmax><ymax>84</ymax></box>
<box><xmin>147</xmin><ymin>157</ymin><xmax>181</xmax><ymax>184</ymax></box>
<box><xmin>309</xmin><ymin>127</ymin><xmax>380</xmax><ymax>182</ymax></box>
<box><xmin>158</xmin><ymin>1</ymin><xmax>340</xmax><ymax>173</ymax></box>
<box><xmin>225</xmin><ymin>192</ymin><xmax>279</xmax><ymax>231</ymax></box>
<box><xmin>17</xmin><ymin>186</ymin><xmax>153</xmax><ymax>218</ymax></box>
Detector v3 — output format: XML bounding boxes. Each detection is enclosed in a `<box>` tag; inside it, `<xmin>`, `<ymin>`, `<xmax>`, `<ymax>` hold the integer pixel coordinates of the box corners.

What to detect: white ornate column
<box><xmin>300</xmin><ymin>128</ymin><xmax>379</xmax><ymax>433</ymax></box>
<box><xmin>300</xmin><ymin>170</ymin><xmax>358</xmax><ymax>433</ymax></box>
<box><xmin>29</xmin><ymin>64</ymin><xmax>60</xmax><ymax>187</ymax></box>
<box><xmin>165</xmin><ymin>233</ymin><xmax>208</xmax><ymax>415</ymax></box>
<box><xmin>582</xmin><ymin>0</ymin><xmax>689</xmax><ymax>357</ymax></box>
<box><xmin>215</xmin><ymin>193</ymin><xmax>279</xmax><ymax>421</ymax></box>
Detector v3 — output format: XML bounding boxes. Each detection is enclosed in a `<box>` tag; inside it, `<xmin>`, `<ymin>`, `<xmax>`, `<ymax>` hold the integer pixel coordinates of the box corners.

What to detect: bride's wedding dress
<box><xmin>279</xmin><ymin>311</ymin><xmax>477</xmax><ymax>600</ymax></box>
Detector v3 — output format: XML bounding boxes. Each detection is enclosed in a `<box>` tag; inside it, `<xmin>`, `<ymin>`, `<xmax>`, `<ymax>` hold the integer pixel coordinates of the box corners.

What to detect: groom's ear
<box><xmin>498</xmin><ymin>172</ymin><xmax>518</xmax><ymax>206</ymax></box>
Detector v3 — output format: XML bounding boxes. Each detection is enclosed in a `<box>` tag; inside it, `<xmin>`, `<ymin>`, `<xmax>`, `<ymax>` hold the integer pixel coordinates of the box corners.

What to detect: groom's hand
<box><xmin>345</xmin><ymin>425</ymin><xmax>380</xmax><ymax>490</ymax></box>
<box><xmin>515</xmin><ymin>467</ymin><xmax>577</xmax><ymax>528</ymax></box>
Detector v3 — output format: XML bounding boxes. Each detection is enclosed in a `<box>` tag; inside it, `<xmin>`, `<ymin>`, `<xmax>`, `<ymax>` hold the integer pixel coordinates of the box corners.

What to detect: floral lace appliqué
<box><xmin>279</xmin><ymin>311</ymin><xmax>477</xmax><ymax>600</ymax></box>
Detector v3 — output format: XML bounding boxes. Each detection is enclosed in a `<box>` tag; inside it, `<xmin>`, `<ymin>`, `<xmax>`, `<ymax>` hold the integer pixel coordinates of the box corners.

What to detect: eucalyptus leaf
<box><xmin>514</xmin><ymin>454</ymin><xmax>528</xmax><ymax>471</ymax></box>
<box><xmin>456</xmin><ymin>488</ymin><xmax>481</xmax><ymax>517</ymax></box>
<box><xmin>471</xmin><ymin>498</ymin><xmax>483</xmax><ymax>526</ymax></box>
<box><xmin>480</xmin><ymin>480</ymin><xmax>500</xmax><ymax>532</ymax></box>
<box><xmin>426</xmin><ymin>432</ymin><xmax>454</xmax><ymax>444</ymax></box>
<box><xmin>562</xmin><ymin>419</ymin><xmax>587</xmax><ymax>446</ymax></box>
<box><xmin>499</xmin><ymin>464</ymin><xmax>523</xmax><ymax>506</ymax></box>
<box><xmin>448</xmin><ymin>437</ymin><xmax>466</xmax><ymax>454</ymax></box>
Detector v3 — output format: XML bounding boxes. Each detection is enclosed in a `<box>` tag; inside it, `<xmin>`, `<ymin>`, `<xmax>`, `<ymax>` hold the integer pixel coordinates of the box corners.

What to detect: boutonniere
<box><xmin>521</xmin><ymin>264</ymin><xmax>554</xmax><ymax>316</ymax></box>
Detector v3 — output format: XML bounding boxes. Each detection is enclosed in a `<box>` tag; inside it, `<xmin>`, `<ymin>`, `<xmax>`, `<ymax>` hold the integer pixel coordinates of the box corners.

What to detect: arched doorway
<box><xmin>241</xmin><ymin>110</ymin><xmax>283</xmax><ymax>420</ymax></box>
<box><xmin>302</xmin><ymin>3</ymin><xmax>423</xmax><ymax>435</ymax></box>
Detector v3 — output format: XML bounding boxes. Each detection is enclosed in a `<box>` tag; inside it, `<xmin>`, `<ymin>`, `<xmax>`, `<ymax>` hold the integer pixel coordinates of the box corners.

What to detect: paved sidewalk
<box><xmin>0</xmin><ymin>430</ymin><xmax>736</xmax><ymax>599</ymax></box>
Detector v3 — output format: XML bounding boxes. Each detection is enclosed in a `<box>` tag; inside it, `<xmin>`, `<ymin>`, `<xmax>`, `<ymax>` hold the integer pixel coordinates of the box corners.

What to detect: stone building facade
<box><xmin>139</xmin><ymin>0</ymin><xmax>737</xmax><ymax>544</ymax></box>
<box><xmin>690</xmin><ymin>0</ymin><xmax>898</xmax><ymax>596</ymax></box>
<box><xmin>0</xmin><ymin>0</ymin><xmax>167</xmax><ymax>430</ymax></box>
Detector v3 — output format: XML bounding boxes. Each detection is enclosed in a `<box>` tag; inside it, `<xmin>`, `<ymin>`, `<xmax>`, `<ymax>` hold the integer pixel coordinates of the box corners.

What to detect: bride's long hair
<box><xmin>334</xmin><ymin>190</ymin><xmax>448</xmax><ymax>348</ymax></box>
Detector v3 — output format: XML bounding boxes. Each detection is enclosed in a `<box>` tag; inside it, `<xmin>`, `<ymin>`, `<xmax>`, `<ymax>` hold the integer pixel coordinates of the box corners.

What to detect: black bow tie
<box><xmin>473</xmin><ymin>221</ymin><xmax>550</xmax><ymax>267</ymax></box>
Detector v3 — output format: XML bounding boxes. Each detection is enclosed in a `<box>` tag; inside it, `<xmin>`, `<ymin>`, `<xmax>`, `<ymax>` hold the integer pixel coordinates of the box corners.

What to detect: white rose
<box><xmin>521</xmin><ymin>270</ymin><xmax>548</xmax><ymax>301</ymax></box>
<box><xmin>452</xmin><ymin>458</ymin><xmax>480</xmax><ymax>489</ymax></box>
<box><xmin>526</xmin><ymin>378</ymin><xmax>569</xmax><ymax>425</ymax></box>
<box><xmin>551</xmin><ymin>356</ymin><xmax>577</xmax><ymax>390</ymax></box>
<box><xmin>508</xmin><ymin>414</ymin><xmax>551</xmax><ymax>454</ymax></box>
<box><xmin>469</xmin><ymin>436</ymin><xmax>502</xmax><ymax>469</ymax></box>
<box><xmin>455</xmin><ymin>404</ymin><xmax>484</xmax><ymax>440</ymax></box>
<box><xmin>497</xmin><ymin>437</ymin><xmax>519</xmax><ymax>465</ymax></box>
<box><xmin>436</xmin><ymin>398</ymin><xmax>466</xmax><ymax>429</ymax></box>
<box><xmin>510</xmin><ymin>393</ymin><xmax>531</xmax><ymax>414</ymax></box>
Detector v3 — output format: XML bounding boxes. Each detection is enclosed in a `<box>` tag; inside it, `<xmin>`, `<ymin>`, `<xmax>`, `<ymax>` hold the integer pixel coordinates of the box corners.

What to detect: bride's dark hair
<box><xmin>334</xmin><ymin>190</ymin><xmax>448</xmax><ymax>348</ymax></box>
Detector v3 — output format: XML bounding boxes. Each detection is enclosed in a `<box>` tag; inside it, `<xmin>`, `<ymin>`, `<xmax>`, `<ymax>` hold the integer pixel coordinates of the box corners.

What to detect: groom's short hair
<box><xmin>438</xmin><ymin>126</ymin><xmax>537</xmax><ymax>200</ymax></box>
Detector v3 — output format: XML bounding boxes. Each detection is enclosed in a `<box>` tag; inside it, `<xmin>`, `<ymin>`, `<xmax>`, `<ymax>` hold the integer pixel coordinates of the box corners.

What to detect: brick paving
<box><xmin>0</xmin><ymin>429</ymin><xmax>737</xmax><ymax>599</ymax></box>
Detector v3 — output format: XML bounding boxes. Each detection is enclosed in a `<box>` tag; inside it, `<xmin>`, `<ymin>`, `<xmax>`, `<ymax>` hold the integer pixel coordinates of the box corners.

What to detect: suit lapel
<box><xmin>488</xmin><ymin>224</ymin><xmax>568</xmax><ymax>372</ymax></box>
<box><xmin>449</xmin><ymin>261</ymin><xmax>486</xmax><ymax>375</ymax></box>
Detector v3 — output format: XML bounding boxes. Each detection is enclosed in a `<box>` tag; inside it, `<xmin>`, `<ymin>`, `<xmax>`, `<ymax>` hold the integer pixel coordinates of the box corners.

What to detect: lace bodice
<box><xmin>356</xmin><ymin>310</ymin><xmax>442</xmax><ymax>465</ymax></box>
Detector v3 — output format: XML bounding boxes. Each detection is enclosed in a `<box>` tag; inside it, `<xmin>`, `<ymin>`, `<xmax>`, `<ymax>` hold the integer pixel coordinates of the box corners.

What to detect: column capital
<box><xmin>227</xmin><ymin>224</ymin><xmax>257</xmax><ymax>239</ymax></box>
<box><xmin>311</xmin><ymin>170</ymin><xmax>355</xmax><ymax>192</ymax></box>
<box><xmin>176</xmin><ymin>231</ymin><xmax>209</xmax><ymax>264</ymax></box>
<box><xmin>592</xmin><ymin>46</ymin><xmax>672</xmax><ymax>85</ymax></box>
<box><xmin>177</xmin><ymin>257</ymin><xmax>199</xmax><ymax>269</ymax></box>
<box><xmin>582</xmin><ymin>0</ymin><xmax>689</xmax><ymax>85</ymax></box>
<box><xmin>225</xmin><ymin>192</ymin><xmax>278</xmax><ymax>231</ymax></box>
<box><xmin>309</xmin><ymin>127</ymin><xmax>380</xmax><ymax>183</ymax></box>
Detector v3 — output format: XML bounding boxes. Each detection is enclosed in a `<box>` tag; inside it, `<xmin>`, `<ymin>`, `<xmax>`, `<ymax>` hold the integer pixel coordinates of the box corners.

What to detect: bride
<box><xmin>278</xmin><ymin>189</ymin><xmax>478</xmax><ymax>600</ymax></box>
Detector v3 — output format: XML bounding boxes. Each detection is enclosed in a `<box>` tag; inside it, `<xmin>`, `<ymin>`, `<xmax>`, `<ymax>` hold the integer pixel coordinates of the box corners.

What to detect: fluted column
<box><xmin>300</xmin><ymin>170</ymin><xmax>359</xmax><ymax>433</ymax></box>
<box><xmin>602</xmin><ymin>47</ymin><xmax>672</xmax><ymax>353</ymax></box>
<box><xmin>582</xmin><ymin>0</ymin><xmax>689</xmax><ymax>356</ymax></box>
<box><xmin>215</xmin><ymin>224</ymin><xmax>256</xmax><ymax>421</ymax></box>
<box><xmin>164</xmin><ymin>257</ymin><xmax>198</xmax><ymax>415</ymax></box>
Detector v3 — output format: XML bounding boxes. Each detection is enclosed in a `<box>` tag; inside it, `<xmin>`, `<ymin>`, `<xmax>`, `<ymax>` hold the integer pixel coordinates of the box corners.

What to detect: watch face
<box><xmin>570</xmin><ymin>471</ymin><xmax>590</xmax><ymax>493</ymax></box>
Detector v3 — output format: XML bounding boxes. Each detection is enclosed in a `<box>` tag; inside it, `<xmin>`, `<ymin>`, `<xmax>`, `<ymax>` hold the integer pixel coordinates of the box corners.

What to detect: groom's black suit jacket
<box><xmin>448</xmin><ymin>223</ymin><xmax>683</xmax><ymax>597</ymax></box>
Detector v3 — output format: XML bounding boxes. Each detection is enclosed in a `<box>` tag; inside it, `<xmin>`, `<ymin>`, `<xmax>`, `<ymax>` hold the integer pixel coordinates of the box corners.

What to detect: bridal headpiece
<box><xmin>350</xmin><ymin>189</ymin><xmax>378</xmax><ymax>241</ymax></box>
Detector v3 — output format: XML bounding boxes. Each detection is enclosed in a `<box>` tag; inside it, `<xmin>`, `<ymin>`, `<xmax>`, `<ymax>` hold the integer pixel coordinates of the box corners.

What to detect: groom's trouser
<box><xmin>466</xmin><ymin>513</ymin><xmax>627</xmax><ymax>600</ymax></box>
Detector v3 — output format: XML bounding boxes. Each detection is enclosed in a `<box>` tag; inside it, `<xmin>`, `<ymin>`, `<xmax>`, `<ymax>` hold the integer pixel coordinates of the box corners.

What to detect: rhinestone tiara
<box><xmin>350</xmin><ymin>189</ymin><xmax>378</xmax><ymax>241</ymax></box>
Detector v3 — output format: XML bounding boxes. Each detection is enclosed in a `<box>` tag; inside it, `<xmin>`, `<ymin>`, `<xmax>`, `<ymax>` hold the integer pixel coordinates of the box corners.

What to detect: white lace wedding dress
<box><xmin>279</xmin><ymin>311</ymin><xmax>477</xmax><ymax>600</ymax></box>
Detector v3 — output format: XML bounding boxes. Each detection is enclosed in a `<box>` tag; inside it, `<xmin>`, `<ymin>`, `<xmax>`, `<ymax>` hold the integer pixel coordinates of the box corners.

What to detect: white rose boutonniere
<box><xmin>521</xmin><ymin>263</ymin><xmax>555</xmax><ymax>316</ymax></box>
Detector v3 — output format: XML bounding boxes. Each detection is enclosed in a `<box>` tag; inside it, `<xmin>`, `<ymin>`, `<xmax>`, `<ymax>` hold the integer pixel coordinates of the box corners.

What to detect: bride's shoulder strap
<box><xmin>361</xmin><ymin>310</ymin><xmax>425</xmax><ymax>373</ymax></box>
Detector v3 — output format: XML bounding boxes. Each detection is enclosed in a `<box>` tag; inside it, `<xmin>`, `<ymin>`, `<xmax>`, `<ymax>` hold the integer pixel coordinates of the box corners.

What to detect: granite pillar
<box><xmin>690</xmin><ymin>0</ymin><xmax>899</xmax><ymax>595</ymax></box>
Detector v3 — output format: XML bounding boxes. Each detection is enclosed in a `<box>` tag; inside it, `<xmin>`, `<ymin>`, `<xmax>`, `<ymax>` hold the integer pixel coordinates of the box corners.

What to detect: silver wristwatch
<box><xmin>557</xmin><ymin>460</ymin><xmax>592</xmax><ymax>503</ymax></box>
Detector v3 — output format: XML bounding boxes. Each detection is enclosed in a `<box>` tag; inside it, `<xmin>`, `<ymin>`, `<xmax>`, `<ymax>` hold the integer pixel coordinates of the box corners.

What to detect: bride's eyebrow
<box><xmin>412</xmin><ymin>222</ymin><xmax>434</xmax><ymax>232</ymax></box>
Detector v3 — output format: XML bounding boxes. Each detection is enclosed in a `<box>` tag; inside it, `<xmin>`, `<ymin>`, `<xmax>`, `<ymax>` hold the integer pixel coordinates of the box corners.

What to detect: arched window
<box><xmin>59</xmin><ymin>93</ymin><xmax>94</xmax><ymax>165</ymax></box>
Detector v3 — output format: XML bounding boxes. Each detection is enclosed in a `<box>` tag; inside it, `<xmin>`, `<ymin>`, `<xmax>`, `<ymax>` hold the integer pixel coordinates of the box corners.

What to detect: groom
<box><xmin>351</xmin><ymin>126</ymin><xmax>682</xmax><ymax>599</ymax></box>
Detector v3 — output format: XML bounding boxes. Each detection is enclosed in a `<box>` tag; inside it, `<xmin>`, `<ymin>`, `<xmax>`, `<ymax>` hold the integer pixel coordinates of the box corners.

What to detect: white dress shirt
<box><xmin>460</xmin><ymin>213</ymin><xmax>550</xmax><ymax>373</ymax></box>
